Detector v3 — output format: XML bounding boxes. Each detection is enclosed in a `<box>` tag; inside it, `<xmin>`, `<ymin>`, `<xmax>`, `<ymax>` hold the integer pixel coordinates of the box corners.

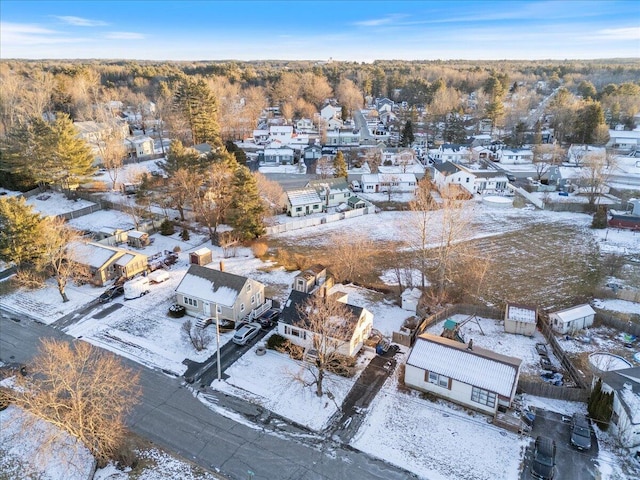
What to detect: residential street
<box><xmin>0</xmin><ymin>312</ymin><xmax>417</xmax><ymax>480</ymax></box>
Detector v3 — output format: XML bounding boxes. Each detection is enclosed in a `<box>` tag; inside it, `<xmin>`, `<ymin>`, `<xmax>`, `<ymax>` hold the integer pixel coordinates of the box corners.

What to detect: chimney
<box><xmin>467</xmin><ymin>339</ymin><xmax>473</xmax><ymax>351</ymax></box>
<box><xmin>219</xmin><ymin>261</ymin><xmax>224</xmax><ymax>272</ymax></box>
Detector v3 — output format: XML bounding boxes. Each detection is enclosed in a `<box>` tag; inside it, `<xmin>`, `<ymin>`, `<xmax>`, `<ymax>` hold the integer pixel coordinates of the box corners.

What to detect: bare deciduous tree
<box><xmin>327</xmin><ymin>232</ymin><xmax>374</xmax><ymax>283</ymax></box>
<box><xmin>294</xmin><ymin>295</ymin><xmax>356</xmax><ymax>397</ymax></box>
<box><xmin>254</xmin><ymin>172</ymin><xmax>286</xmax><ymax>219</ymax></box>
<box><xmin>579</xmin><ymin>151</ymin><xmax>616</xmax><ymax>208</ymax></box>
<box><xmin>13</xmin><ymin>339</ymin><xmax>141</xmax><ymax>465</ymax></box>
<box><xmin>407</xmin><ymin>177</ymin><xmax>437</xmax><ymax>288</ymax></box>
<box><xmin>181</xmin><ymin>319</ymin><xmax>212</xmax><ymax>352</ymax></box>
<box><xmin>532</xmin><ymin>143</ymin><xmax>564</xmax><ymax>181</ymax></box>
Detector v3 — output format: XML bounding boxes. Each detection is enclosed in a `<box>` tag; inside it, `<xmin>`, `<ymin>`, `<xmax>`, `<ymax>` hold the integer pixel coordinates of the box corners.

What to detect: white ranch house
<box><xmin>405</xmin><ymin>333</ymin><xmax>522</xmax><ymax>415</ymax></box>
<box><xmin>549</xmin><ymin>303</ymin><xmax>596</xmax><ymax>334</ymax></box>
<box><xmin>607</xmin><ymin>129</ymin><xmax>640</xmax><ymax>153</ymax></box>
<box><xmin>285</xmin><ymin>188</ymin><xmax>323</xmax><ymax>217</ymax></box>
<box><xmin>307</xmin><ymin>177</ymin><xmax>351</xmax><ymax>208</ymax></box>
<box><xmin>262</xmin><ymin>146</ymin><xmax>295</xmax><ymax>165</ymax></box>
<box><xmin>429</xmin><ymin>145</ymin><xmax>472</xmax><ymax>164</ymax></box>
<box><xmin>277</xmin><ymin>290</ymin><xmax>373</xmax><ymax>358</ymax></box>
<box><xmin>175</xmin><ymin>265</ymin><xmax>265</xmax><ymax>323</ymax></box>
<box><xmin>361</xmin><ymin>173</ymin><xmax>417</xmax><ymax>193</ymax></box>
<box><xmin>497</xmin><ymin>148</ymin><xmax>533</xmax><ymax>164</ymax></box>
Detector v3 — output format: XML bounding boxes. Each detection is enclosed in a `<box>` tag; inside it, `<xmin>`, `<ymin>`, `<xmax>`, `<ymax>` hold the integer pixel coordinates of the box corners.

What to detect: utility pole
<box><xmin>216</xmin><ymin>308</ymin><xmax>221</xmax><ymax>382</ymax></box>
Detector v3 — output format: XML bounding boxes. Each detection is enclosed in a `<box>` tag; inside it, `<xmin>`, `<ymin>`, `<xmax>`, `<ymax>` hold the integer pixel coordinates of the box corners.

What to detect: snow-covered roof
<box><xmin>287</xmin><ymin>188</ymin><xmax>322</xmax><ymax>207</ymax></box>
<box><xmin>175</xmin><ymin>264</ymin><xmax>256</xmax><ymax>308</ymax></box>
<box><xmin>69</xmin><ymin>242</ymin><xmax>119</xmax><ymax>269</ymax></box>
<box><xmin>115</xmin><ymin>253</ymin><xmax>134</xmax><ymax>267</ymax></box>
<box><xmin>127</xmin><ymin>230</ymin><xmax>147</xmax><ymax>238</ymax></box>
<box><xmin>193</xmin><ymin>247</ymin><xmax>211</xmax><ymax>257</ymax></box>
<box><xmin>506</xmin><ymin>304</ymin><xmax>537</xmax><ymax>324</ymax></box>
<box><xmin>407</xmin><ymin>333</ymin><xmax>521</xmax><ymax>397</ymax></box>
<box><xmin>550</xmin><ymin>304</ymin><xmax>596</xmax><ymax>323</ymax></box>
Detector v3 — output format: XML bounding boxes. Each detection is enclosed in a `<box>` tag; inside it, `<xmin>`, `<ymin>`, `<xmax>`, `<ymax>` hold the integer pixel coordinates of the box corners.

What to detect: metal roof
<box><xmin>407</xmin><ymin>333</ymin><xmax>521</xmax><ymax>397</ymax></box>
<box><xmin>551</xmin><ymin>304</ymin><xmax>596</xmax><ymax>323</ymax></box>
<box><xmin>286</xmin><ymin>188</ymin><xmax>322</xmax><ymax>207</ymax></box>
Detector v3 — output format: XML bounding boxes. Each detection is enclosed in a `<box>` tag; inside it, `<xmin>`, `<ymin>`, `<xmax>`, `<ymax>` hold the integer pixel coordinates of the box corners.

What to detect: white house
<box><xmin>404</xmin><ymin>333</ymin><xmax>522</xmax><ymax>415</ymax></box>
<box><xmin>174</xmin><ymin>264</ymin><xmax>265</xmax><ymax>323</ymax></box>
<box><xmin>497</xmin><ymin>148</ymin><xmax>533</xmax><ymax>164</ymax></box>
<box><xmin>361</xmin><ymin>173</ymin><xmax>417</xmax><ymax>193</ymax></box>
<box><xmin>262</xmin><ymin>146</ymin><xmax>295</xmax><ymax>165</ymax></box>
<box><xmin>381</xmin><ymin>147</ymin><xmax>417</xmax><ymax>166</ymax></box>
<box><xmin>253</xmin><ymin>129</ymin><xmax>270</xmax><ymax>145</ymax></box>
<box><xmin>307</xmin><ymin>177</ymin><xmax>351</xmax><ymax>208</ymax></box>
<box><xmin>326</xmin><ymin>128</ymin><xmax>360</xmax><ymax>146</ymax></box>
<box><xmin>598</xmin><ymin>367</ymin><xmax>640</xmax><ymax>450</ymax></box>
<box><xmin>295</xmin><ymin>118</ymin><xmax>316</xmax><ymax>133</ymax></box>
<box><xmin>429</xmin><ymin>144</ymin><xmax>472</xmax><ymax>164</ymax></box>
<box><xmin>326</xmin><ymin>117</ymin><xmax>344</xmax><ymax>130</ymax></box>
<box><xmin>549</xmin><ymin>304</ymin><xmax>596</xmax><ymax>334</ymax></box>
<box><xmin>607</xmin><ymin>129</ymin><xmax>640</xmax><ymax>152</ymax></box>
<box><xmin>432</xmin><ymin>161</ymin><xmax>475</xmax><ymax>194</ymax></box>
<box><xmin>277</xmin><ymin>290</ymin><xmax>373</xmax><ymax>358</ymax></box>
<box><xmin>125</xmin><ymin>136</ymin><xmax>155</xmax><ymax>158</ymax></box>
<box><xmin>285</xmin><ymin>188</ymin><xmax>323</xmax><ymax>217</ymax></box>
<box><xmin>321</xmin><ymin>104</ymin><xmax>341</xmax><ymax>121</ymax></box>
<box><xmin>468</xmin><ymin>169</ymin><xmax>509</xmax><ymax>194</ymax></box>
<box><xmin>269</xmin><ymin>125</ymin><xmax>294</xmax><ymax>144</ymax></box>
<box><xmin>504</xmin><ymin>304</ymin><xmax>537</xmax><ymax>336</ymax></box>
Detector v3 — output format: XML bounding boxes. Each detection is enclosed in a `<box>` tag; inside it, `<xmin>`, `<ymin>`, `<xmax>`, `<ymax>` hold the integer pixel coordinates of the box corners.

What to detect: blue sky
<box><xmin>1</xmin><ymin>1</ymin><xmax>639</xmax><ymax>61</ymax></box>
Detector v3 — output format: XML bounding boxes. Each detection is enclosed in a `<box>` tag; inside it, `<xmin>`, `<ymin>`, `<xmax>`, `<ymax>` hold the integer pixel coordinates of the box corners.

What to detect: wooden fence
<box><xmin>595</xmin><ymin>311</ymin><xmax>640</xmax><ymax>337</ymax></box>
<box><xmin>517</xmin><ymin>379</ymin><xmax>589</xmax><ymax>402</ymax></box>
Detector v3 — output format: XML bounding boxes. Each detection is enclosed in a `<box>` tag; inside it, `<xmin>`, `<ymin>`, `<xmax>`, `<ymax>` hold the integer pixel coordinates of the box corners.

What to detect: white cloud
<box><xmin>54</xmin><ymin>16</ymin><xmax>108</xmax><ymax>27</ymax></box>
<box><xmin>0</xmin><ymin>22</ymin><xmax>79</xmax><ymax>46</ymax></box>
<box><xmin>353</xmin><ymin>14</ymin><xmax>407</xmax><ymax>27</ymax></box>
<box><xmin>595</xmin><ymin>27</ymin><xmax>640</xmax><ymax>40</ymax></box>
<box><xmin>105</xmin><ymin>32</ymin><xmax>145</xmax><ymax>40</ymax></box>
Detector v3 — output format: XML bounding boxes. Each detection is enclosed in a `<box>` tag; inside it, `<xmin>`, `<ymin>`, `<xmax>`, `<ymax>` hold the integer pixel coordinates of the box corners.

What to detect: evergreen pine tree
<box><xmin>0</xmin><ymin>196</ymin><xmax>46</xmax><ymax>267</ymax></box>
<box><xmin>333</xmin><ymin>151</ymin><xmax>348</xmax><ymax>179</ymax></box>
<box><xmin>400</xmin><ymin>120</ymin><xmax>415</xmax><ymax>147</ymax></box>
<box><xmin>228</xmin><ymin>165</ymin><xmax>265</xmax><ymax>240</ymax></box>
<box><xmin>174</xmin><ymin>76</ymin><xmax>221</xmax><ymax>147</ymax></box>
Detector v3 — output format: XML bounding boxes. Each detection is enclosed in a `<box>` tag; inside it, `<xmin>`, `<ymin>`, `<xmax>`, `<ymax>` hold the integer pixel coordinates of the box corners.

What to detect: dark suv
<box><xmin>570</xmin><ymin>413</ymin><xmax>592</xmax><ymax>451</ymax></box>
<box><xmin>98</xmin><ymin>285</ymin><xmax>124</xmax><ymax>303</ymax></box>
<box><xmin>531</xmin><ymin>436</ymin><xmax>556</xmax><ymax>480</ymax></box>
<box><xmin>256</xmin><ymin>308</ymin><xmax>280</xmax><ymax>329</ymax></box>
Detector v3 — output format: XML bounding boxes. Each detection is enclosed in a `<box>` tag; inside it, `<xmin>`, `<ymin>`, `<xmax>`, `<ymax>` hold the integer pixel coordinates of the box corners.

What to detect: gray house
<box><xmin>175</xmin><ymin>264</ymin><xmax>265</xmax><ymax>322</ymax></box>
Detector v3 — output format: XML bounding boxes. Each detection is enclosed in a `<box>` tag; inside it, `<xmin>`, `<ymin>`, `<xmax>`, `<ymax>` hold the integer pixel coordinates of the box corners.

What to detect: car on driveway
<box><xmin>256</xmin><ymin>308</ymin><xmax>280</xmax><ymax>328</ymax></box>
<box><xmin>98</xmin><ymin>285</ymin><xmax>124</xmax><ymax>303</ymax></box>
<box><xmin>233</xmin><ymin>322</ymin><xmax>262</xmax><ymax>346</ymax></box>
<box><xmin>531</xmin><ymin>436</ymin><xmax>556</xmax><ymax>480</ymax></box>
<box><xmin>570</xmin><ymin>413</ymin><xmax>592</xmax><ymax>451</ymax></box>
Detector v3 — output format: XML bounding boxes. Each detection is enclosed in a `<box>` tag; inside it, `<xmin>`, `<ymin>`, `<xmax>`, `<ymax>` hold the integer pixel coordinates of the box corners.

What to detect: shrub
<box><xmin>0</xmin><ymin>388</ymin><xmax>13</xmax><ymax>411</ymax></box>
<box><xmin>591</xmin><ymin>206</ymin><xmax>608</xmax><ymax>229</ymax></box>
<box><xmin>160</xmin><ymin>219</ymin><xmax>175</xmax><ymax>236</ymax></box>
<box><xmin>326</xmin><ymin>354</ymin><xmax>356</xmax><ymax>377</ymax></box>
<box><xmin>251</xmin><ymin>241</ymin><xmax>269</xmax><ymax>259</ymax></box>
<box><xmin>180</xmin><ymin>228</ymin><xmax>190</xmax><ymax>241</ymax></box>
<box><xmin>173</xmin><ymin>245</ymin><xmax>181</xmax><ymax>253</ymax></box>
<box><xmin>266</xmin><ymin>333</ymin><xmax>287</xmax><ymax>350</ymax></box>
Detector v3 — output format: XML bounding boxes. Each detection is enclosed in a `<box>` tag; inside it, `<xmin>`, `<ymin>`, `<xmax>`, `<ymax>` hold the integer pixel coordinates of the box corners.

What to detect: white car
<box><xmin>232</xmin><ymin>322</ymin><xmax>262</xmax><ymax>346</ymax></box>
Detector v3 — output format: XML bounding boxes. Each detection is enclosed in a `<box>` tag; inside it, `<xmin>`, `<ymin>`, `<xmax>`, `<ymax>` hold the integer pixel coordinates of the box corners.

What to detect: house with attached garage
<box><xmin>277</xmin><ymin>289</ymin><xmax>373</xmax><ymax>358</ymax></box>
<box><xmin>306</xmin><ymin>177</ymin><xmax>351</xmax><ymax>207</ymax></box>
<box><xmin>285</xmin><ymin>188</ymin><xmax>323</xmax><ymax>216</ymax></box>
<box><xmin>596</xmin><ymin>366</ymin><xmax>640</xmax><ymax>450</ymax></box>
<box><xmin>404</xmin><ymin>333</ymin><xmax>522</xmax><ymax>415</ymax></box>
<box><xmin>548</xmin><ymin>303</ymin><xmax>596</xmax><ymax>334</ymax></box>
<box><xmin>429</xmin><ymin>144</ymin><xmax>472</xmax><ymax>164</ymax></box>
<box><xmin>261</xmin><ymin>145</ymin><xmax>295</xmax><ymax>165</ymax></box>
<box><xmin>175</xmin><ymin>264</ymin><xmax>266</xmax><ymax>323</ymax></box>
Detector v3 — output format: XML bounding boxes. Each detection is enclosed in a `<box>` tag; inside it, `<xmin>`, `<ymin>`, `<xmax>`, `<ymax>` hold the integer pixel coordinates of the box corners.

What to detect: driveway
<box><xmin>521</xmin><ymin>408</ymin><xmax>599</xmax><ymax>480</ymax></box>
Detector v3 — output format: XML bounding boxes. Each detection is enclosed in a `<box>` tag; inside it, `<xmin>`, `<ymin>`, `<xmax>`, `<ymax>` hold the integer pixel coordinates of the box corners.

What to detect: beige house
<box><xmin>175</xmin><ymin>265</ymin><xmax>266</xmax><ymax>322</ymax></box>
<box><xmin>70</xmin><ymin>241</ymin><xmax>148</xmax><ymax>286</ymax></box>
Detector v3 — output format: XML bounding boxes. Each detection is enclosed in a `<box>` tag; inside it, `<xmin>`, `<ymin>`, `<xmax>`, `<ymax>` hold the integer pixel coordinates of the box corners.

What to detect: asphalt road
<box><xmin>0</xmin><ymin>312</ymin><xmax>416</xmax><ymax>480</ymax></box>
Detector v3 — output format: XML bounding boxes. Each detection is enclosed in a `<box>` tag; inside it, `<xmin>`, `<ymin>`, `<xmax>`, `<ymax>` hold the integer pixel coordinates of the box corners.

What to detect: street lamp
<box><xmin>215</xmin><ymin>307</ymin><xmax>221</xmax><ymax>382</ymax></box>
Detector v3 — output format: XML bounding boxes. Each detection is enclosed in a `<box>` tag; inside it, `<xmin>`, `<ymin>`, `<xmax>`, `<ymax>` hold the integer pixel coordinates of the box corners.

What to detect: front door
<box><xmin>203</xmin><ymin>302</ymin><xmax>211</xmax><ymax>317</ymax></box>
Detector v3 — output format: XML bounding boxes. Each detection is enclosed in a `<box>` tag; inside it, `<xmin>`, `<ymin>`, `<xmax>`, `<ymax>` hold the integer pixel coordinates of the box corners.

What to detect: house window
<box><xmin>284</xmin><ymin>325</ymin><xmax>307</xmax><ymax>340</ymax></box>
<box><xmin>246</xmin><ymin>283</ymin><xmax>251</xmax><ymax>292</ymax></box>
<box><xmin>296</xmin><ymin>207</ymin><xmax>302</xmax><ymax>212</ymax></box>
<box><xmin>426</xmin><ymin>371</ymin><xmax>450</xmax><ymax>389</ymax></box>
<box><xmin>251</xmin><ymin>295</ymin><xmax>255</xmax><ymax>304</ymax></box>
<box><xmin>216</xmin><ymin>305</ymin><xmax>222</xmax><ymax>314</ymax></box>
<box><xmin>240</xmin><ymin>303</ymin><xmax>245</xmax><ymax>312</ymax></box>
<box><xmin>471</xmin><ymin>386</ymin><xmax>496</xmax><ymax>408</ymax></box>
<box><xmin>466</xmin><ymin>178</ymin><xmax>470</xmax><ymax>183</ymax></box>
<box><xmin>314</xmin><ymin>204</ymin><xmax>319</xmax><ymax>209</ymax></box>
<box><xmin>184</xmin><ymin>296</ymin><xmax>198</xmax><ymax>307</ymax></box>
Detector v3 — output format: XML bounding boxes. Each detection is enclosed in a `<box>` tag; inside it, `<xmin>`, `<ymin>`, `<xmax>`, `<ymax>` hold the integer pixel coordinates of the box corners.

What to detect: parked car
<box><xmin>570</xmin><ymin>413</ymin><xmax>592</xmax><ymax>450</ymax></box>
<box><xmin>98</xmin><ymin>285</ymin><xmax>124</xmax><ymax>303</ymax></box>
<box><xmin>531</xmin><ymin>436</ymin><xmax>556</xmax><ymax>480</ymax></box>
<box><xmin>256</xmin><ymin>308</ymin><xmax>280</xmax><ymax>329</ymax></box>
<box><xmin>232</xmin><ymin>322</ymin><xmax>262</xmax><ymax>346</ymax></box>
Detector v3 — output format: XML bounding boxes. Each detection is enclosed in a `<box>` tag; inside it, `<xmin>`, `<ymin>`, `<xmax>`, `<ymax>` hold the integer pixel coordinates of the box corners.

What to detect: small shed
<box><xmin>401</xmin><ymin>288</ymin><xmax>422</xmax><ymax>313</ymax></box>
<box><xmin>504</xmin><ymin>303</ymin><xmax>537</xmax><ymax>337</ymax></box>
<box><xmin>549</xmin><ymin>304</ymin><xmax>596</xmax><ymax>334</ymax></box>
<box><xmin>189</xmin><ymin>247</ymin><xmax>212</xmax><ymax>266</ymax></box>
<box><xmin>127</xmin><ymin>230</ymin><xmax>150</xmax><ymax>248</ymax></box>
<box><xmin>347</xmin><ymin>196</ymin><xmax>366</xmax><ymax>210</ymax></box>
